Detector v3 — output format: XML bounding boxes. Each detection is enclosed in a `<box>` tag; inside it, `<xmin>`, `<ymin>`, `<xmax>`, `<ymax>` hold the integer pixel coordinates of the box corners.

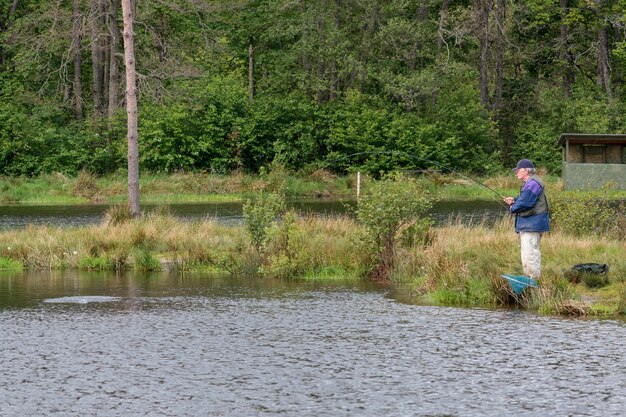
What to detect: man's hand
<box><xmin>503</xmin><ymin>197</ymin><xmax>515</xmax><ymax>206</ymax></box>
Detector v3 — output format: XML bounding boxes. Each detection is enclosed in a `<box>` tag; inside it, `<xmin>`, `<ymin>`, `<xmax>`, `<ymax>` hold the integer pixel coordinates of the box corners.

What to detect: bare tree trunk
<box><xmin>90</xmin><ymin>0</ymin><xmax>106</xmax><ymax>118</ymax></box>
<box><xmin>108</xmin><ymin>0</ymin><xmax>121</xmax><ymax>117</ymax></box>
<box><xmin>411</xmin><ymin>4</ymin><xmax>429</xmax><ymax>71</ymax></box>
<box><xmin>559</xmin><ymin>0</ymin><xmax>573</xmax><ymax>98</ymax></box>
<box><xmin>248</xmin><ymin>36</ymin><xmax>254</xmax><ymax>100</ymax></box>
<box><xmin>315</xmin><ymin>0</ymin><xmax>327</xmax><ymax>103</ymax></box>
<box><xmin>154</xmin><ymin>13</ymin><xmax>167</xmax><ymax>101</ymax></box>
<box><xmin>329</xmin><ymin>0</ymin><xmax>342</xmax><ymax>100</ymax></box>
<box><xmin>597</xmin><ymin>26</ymin><xmax>612</xmax><ymax>103</ymax></box>
<box><xmin>121</xmin><ymin>0</ymin><xmax>140</xmax><ymax>218</ymax></box>
<box><xmin>475</xmin><ymin>0</ymin><xmax>490</xmax><ymax>107</ymax></box>
<box><xmin>614</xmin><ymin>26</ymin><xmax>623</xmax><ymax>86</ymax></box>
<box><xmin>0</xmin><ymin>0</ymin><xmax>19</xmax><ymax>66</ymax></box>
<box><xmin>72</xmin><ymin>0</ymin><xmax>84</xmax><ymax>120</ymax></box>
<box><xmin>357</xmin><ymin>3</ymin><xmax>379</xmax><ymax>92</ymax></box>
<box><xmin>437</xmin><ymin>0</ymin><xmax>450</xmax><ymax>59</ymax></box>
<box><xmin>493</xmin><ymin>0</ymin><xmax>504</xmax><ymax>111</ymax></box>
<box><xmin>299</xmin><ymin>0</ymin><xmax>312</xmax><ymax>98</ymax></box>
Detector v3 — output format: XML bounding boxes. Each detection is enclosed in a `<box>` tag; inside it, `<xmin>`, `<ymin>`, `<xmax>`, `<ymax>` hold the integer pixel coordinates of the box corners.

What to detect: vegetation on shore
<box><xmin>2</xmin><ymin>169</ymin><xmax>625</xmax><ymax>205</ymax></box>
<box><xmin>0</xmin><ymin>176</ymin><xmax>624</xmax><ymax>318</ymax></box>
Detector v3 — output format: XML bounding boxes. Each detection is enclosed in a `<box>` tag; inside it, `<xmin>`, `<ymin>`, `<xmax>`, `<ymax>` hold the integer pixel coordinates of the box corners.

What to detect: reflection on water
<box><xmin>0</xmin><ymin>199</ymin><xmax>509</xmax><ymax>228</ymax></box>
<box><xmin>1</xmin><ymin>271</ymin><xmax>624</xmax><ymax>416</ymax></box>
<box><xmin>43</xmin><ymin>295</ymin><xmax>121</xmax><ymax>304</ymax></box>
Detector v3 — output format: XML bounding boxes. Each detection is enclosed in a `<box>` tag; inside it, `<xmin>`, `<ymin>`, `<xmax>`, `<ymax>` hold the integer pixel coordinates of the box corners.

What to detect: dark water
<box><xmin>0</xmin><ymin>199</ymin><xmax>507</xmax><ymax>228</ymax></box>
<box><xmin>1</xmin><ymin>271</ymin><xmax>624</xmax><ymax>416</ymax></box>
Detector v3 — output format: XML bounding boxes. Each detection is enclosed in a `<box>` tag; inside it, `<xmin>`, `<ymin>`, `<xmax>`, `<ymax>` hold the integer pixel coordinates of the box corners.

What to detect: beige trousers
<box><xmin>520</xmin><ymin>232</ymin><xmax>542</xmax><ymax>279</ymax></box>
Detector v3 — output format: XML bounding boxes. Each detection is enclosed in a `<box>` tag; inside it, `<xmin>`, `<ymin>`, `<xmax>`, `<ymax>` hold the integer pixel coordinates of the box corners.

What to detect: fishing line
<box><xmin>322</xmin><ymin>150</ymin><xmax>510</xmax><ymax>208</ymax></box>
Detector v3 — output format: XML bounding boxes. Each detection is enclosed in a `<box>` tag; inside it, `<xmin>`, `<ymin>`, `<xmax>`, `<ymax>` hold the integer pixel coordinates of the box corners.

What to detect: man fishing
<box><xmin>503</xmin><ymin>159</ymin><xmax>550</xmax><ymax>280</ymax></box>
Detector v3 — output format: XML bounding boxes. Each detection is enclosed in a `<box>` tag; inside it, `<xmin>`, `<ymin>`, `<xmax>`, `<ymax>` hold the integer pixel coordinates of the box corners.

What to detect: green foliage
<box><xmin>550</xmin><ymin>192</ymin><xmax>626</xmax><ymax>239</ymax></box>
<box><xmin>259</xmin><ymin>159</ymin><xmax>289</xmax><ymax>194</ymax></box>
<box><xmin>258</xmin><ymin>210</ymin><xmax>307</xmax><ymax>279</ymax></box>
<box><xmin>0</xmin><ymin>0</ymin><xmax>624</xmax><ymax>177</ymax></box>
<box><xmin>580</xmin><ymin>273</ymin><xmax>610</xmax><ymax>289</ymax></box>
<box><xmin>325</xmin><ymin>87</ymin><xmax>498</xmax><ymax>175</ymax></box>
<box><xmin>132</xmin><ymin>248</ymin><xmax>162</xmax><ymax>272</ymax></box>
<box><xmin>242</xmin><ymin>192</ymin><xmax>286</xmax><ymax>255</ymax></box>
<box><xmin>237</xmin><ymin>94</ymin><xmax>330</xmax><ymax>172</ymax></box>
<box><xmin>139</xmin><ymin>75</ymin><xmax>248</xmax><ymax>173</ymax></box>
<box><xmin>511</xmin><ymin>83</ymin><xmax>626</xmax><ymax>174</ymax></box>
<box><xmin>77</xmin><ymin>255</ymin><xmax>114</xmax><ymax>271</ymax></box>
<box><xmin>0</xmin><ymin>256</ymin><xmax>24</xmax><ymax>270</ymax></box>
<box><xmin>356</xmin><ymin>173</ymin><xmax>434</xmax><ymax>280</ymax></box>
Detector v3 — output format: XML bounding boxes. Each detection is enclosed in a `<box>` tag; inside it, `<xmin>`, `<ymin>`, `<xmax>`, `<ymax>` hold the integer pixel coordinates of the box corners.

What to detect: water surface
<box><xmin>0</xmin><ymin>199</ymin><xmax>507</xmax><ymax>228</ymax></box>
<box><xmin>1</xmin><ymin>271</ymin><xmax>624</xmax><ymax>416</ymax></box>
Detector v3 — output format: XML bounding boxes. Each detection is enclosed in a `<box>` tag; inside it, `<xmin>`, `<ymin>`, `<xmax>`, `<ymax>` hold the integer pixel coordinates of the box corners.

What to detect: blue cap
<box><xmin>512</xmin><ymin>159</ymin><xmax>534</xmax><ymax>171</ymax></box>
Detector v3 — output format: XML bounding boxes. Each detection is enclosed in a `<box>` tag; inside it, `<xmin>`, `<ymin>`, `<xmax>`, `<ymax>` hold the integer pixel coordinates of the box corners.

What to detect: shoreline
<box><xmin>0</xmin><ymin>213</ymin><xmax>623</xmax><ymax>319</ymax></box>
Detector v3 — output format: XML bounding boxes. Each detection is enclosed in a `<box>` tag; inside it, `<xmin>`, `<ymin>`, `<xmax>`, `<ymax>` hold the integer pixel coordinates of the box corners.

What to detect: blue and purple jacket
<box><xmin>510</xmin><ymin>175</ymin><xmax>550</xmax><ymax>233</ymax></box>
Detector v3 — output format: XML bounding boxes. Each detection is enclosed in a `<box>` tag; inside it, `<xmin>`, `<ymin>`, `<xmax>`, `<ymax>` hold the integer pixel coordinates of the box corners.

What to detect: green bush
<box><xmin>550</xmin><ymin>192</ymin><xmax>626</xmax><ymax>238</ymax></box>
<box><xmin>356</xmin><ymin>173</ymin><xmax>435</xmax><ymax>281</ymax></box>
<box><xmin>242</xmin><ymin>192</ymin><xmax>286</xmax><ymax>255</ymax></box>
<box><xmin>138</xmin><ymin>75</ymin><xmax>248</xmax><ymax>173</ymax></box>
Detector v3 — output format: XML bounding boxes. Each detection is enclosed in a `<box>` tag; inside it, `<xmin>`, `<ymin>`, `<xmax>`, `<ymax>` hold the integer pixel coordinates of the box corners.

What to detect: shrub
<box><xmin>132</xmin><ymin>248</ymin><xmax>162</xmax><ymax>272</ymax></box>
<box><xmin>71</xmin><ymin>169</ymin><xmax>100</xmax><ymax>200</ymax></box>
<box><xmin>356</xmin><ymin>173</ymin><xmax>435</xmax><ymax>281</ymax></box>
<box><xmin>550</xmin><ymin>192</ymin><xmax>626</xmax><ymax>239</ymax></box>
<box><xmin>242</xmin><ymin>192</ymin><xmax>286</xmax><ymax>255</ymax></box>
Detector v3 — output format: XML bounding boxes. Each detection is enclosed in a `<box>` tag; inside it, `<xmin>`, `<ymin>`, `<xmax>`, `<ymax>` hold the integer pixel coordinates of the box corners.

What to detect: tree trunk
<box><xmin>315</xmin><ymin>0</ymin><xmax>327</xmax><ymax>103</ymax></box>
<box><xmin>248</xmin><ymin>36</ymin><xmax>254</xmax><ymax>100</ymax></box>
<box><xmin>493</xmin><ymin>0</ymin><xmax>504</xmax><ymax>111</ymax></box>
<box><xmin>299</xmin><ymin>0</ymin><xmax>312</xmax><ymax>98</ymax></box>
<box><xmin>108</xmin><ymin>0</ymin><xmax>121</xmax><ymax>117</ymax></box>
<box><xmin>475</xmin><ymin>0</ymin><xmax>490</xmax><ymax>107</ymax></box>
<box><xmin>437</xmin><ymin>0</ymin><xmax>450</xmax><ymax>60</ymax></box>
<box><xmin>329</xmin><ymin>0</ymin><xmax>341</xmax><ymax>100</ymax></box>
<box><xmin>154</xmin><ymin>13</ymin><xmax>167</xmax><ymax>101</ymax></box>
<box><xmin>597</xmin><ymin>26</ymin><xmax>612</xmax><ymax>103</ymax></box>
<box><xmin>358</xmin><ymin>3</ymin><xmax>379</xmax><ymax>92</ymax></box>
<box><xmin>559</xmin><ymin>0</ymin><xmax>573</xmax><ymax>98</ymax></box>
<box><xmin>72</xmin><ymin>0</ymin><xmax>84</xmax><ymax>120</ymax></box>
<box><xmin>0</xmin><ymin>0</ymin><xmax>19</xmax><ymax>66</ymax></box>
<box><xmin>121</xmin><ymin>0</ymin><xmax>140</xmax><ymax>218</ymax></box>
<box><xmin>411</xmin><ymin>4</ymin><xmax>429</xmax><ymax>70</ymax></box>
<box><xmin>90</xmin><ymin>0</ymin><xmax>106</xmax><ymax>118</ymax></box>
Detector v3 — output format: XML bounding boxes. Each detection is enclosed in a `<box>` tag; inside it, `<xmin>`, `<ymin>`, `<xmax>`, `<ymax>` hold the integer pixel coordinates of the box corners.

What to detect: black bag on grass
<box><xmin>572</xmin><ymin>263</ymin><xmax>609</xmax><ymax>274</ymax></box>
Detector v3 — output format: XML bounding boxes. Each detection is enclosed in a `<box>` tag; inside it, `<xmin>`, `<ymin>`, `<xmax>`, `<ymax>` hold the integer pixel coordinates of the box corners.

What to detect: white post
<box><xmin>357</xmin><ymin>171</ymin><xmax>361</xmax><ymax>199</ymax></box>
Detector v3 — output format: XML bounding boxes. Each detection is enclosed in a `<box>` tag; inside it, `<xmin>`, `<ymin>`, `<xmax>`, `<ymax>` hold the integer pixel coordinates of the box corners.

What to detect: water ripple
<box><xmin>0</xmin><ymin>284</ymin><xmax>624</xmax><ymax>416</ymax></box>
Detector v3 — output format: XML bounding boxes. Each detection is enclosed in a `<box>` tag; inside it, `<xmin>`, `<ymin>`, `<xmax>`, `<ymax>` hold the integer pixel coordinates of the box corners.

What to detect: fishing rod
<box><xmin>323</xmin><ymin>150</ymin><xmax>510</xmax><ymax>207</ymax></box>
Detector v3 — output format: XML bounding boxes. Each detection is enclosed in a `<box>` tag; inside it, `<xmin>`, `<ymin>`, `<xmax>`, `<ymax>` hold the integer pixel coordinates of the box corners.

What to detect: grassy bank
<box><xmin>5</xmin><ymin>169</ymin><xmax>625</xmax><ymax>205</ymax></box>
<box><xmin>0</xmin><ymin>170</ymin><xmax>356</xmax><ymax>204</ymax></box>
<box><xmin>0</xmin><ymin>211</ymin><xmax>623</xmax><ymax>318</ymax></box>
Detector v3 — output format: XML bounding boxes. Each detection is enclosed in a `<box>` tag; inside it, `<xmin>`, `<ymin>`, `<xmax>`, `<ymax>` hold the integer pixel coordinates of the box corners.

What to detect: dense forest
<box><xmin>0</xmin><ymin>0</ymin><xmax>624</xmax><ymax>176</ymax></box>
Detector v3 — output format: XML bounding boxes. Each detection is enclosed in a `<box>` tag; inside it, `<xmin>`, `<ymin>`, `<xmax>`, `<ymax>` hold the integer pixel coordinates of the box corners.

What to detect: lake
<box><xmin>1</xmin><ymin>271</ymin><xmax>624</xmax><ymax>416</ymax></box>
<box><xmin>0</xmin><ymin>199</ymin><xmax>508</xmax><ymax>228</ymax></box>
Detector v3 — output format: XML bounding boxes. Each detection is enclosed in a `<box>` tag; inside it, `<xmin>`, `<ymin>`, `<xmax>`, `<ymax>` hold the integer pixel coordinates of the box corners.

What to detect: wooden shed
<box><xmin>559</xmin><ymin>133</ymin><xmax>626</xmax><ymax>190</ymax></box>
